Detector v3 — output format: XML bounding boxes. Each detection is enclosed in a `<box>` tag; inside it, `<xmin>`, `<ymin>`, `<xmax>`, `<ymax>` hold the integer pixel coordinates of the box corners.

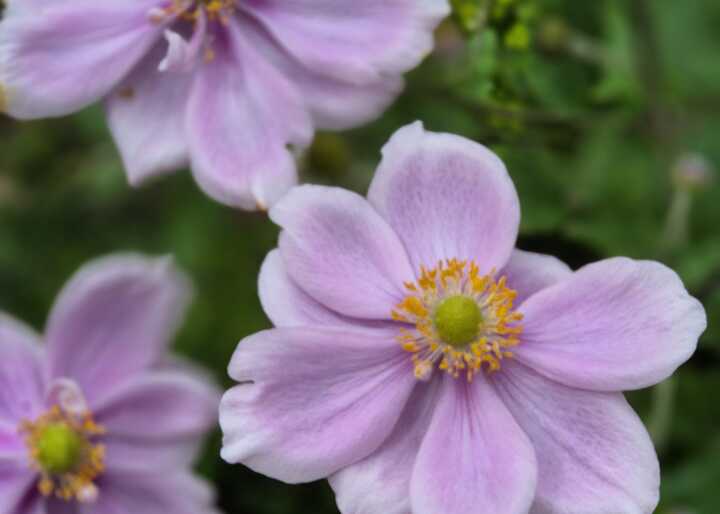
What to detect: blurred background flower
<box><xmin>0</xmin><ymin>254</ymin><xmax>219</xmax><ymax>513</ymax></box>
<box><xmin>0</xmin><ymin>0</ymin><xmax>448</xmax><ymax>209</ymax></box>
<box><xmin>1</xmin><ymin>0</ymin><xmax>719</xmax><ymax>513</ymax></box>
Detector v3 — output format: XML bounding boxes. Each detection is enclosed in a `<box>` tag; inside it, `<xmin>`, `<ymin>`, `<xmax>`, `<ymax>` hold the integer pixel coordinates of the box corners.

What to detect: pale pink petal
<box><xmin>0</xmin><ymin>465</ymin><xmax>39</xmax><ymax>514</ymax></box>
<box><xmin>329</xmin><ymin>380</ymin><xmax>440</xmax><ymax>514</ymax></box>
<box><xmin>88</xmin><ymin>470</ymin><xmax>218</xmax><ymax>514</ymax></box>
<box><xmin>259</xmin><ymin>250</ymin><xmax>356</xmax><ymax>328</ymax></box>
<box><xmin>239</xmin><ymin>0</ymin><xmax>449</xmax><ymax>84</ymax></box>
<box><xmin>105</xmin><ymin>43</ymin><xmax>191</xmax><ymax>186</ymax></box>
<box><xmin>410</xmin><ymin>376</ymin><xmax>537</xmax><ymax>514</ymax></box>
<box><xmin>95</xmin><ymin>370</ymin><xmax>219</xmax><ymax>471</ymax></box>
<box><xmin>186</xmin><ymin>21</ymin><xmax>312</xmax><ymax>210</ymax></box>
<box><xmin>4</xmin><ymin>0</ymin><xmax>73</xmax><ymax>14</ymax></box>
<box><xmin>0</xmin><ymin>426</ymin><xmax>25</xmax><ymax>462</ymax></box>
<box><xmin>501</xmin><ymin>249</ymin><xmax>573</xmax><ymax>304</ymax></box>
<box><xmin>46</xmin><ymin>255</ymin><xmax>192</xmax><ymax>407</ymax></box>
<box><xmin>495</xmin><ymin>362</ymin><xmax>659</xmax><ymax>514</ymax></box>
<box><xmin>297</xmin><ymin>73</ymin><xmax>403</xmax><ymax>131</ymax></box>
<box><xmin>368</xmin><ymin>122</ymin><xmax>521</xmax><ymax>273</ymax></box>
<box><xmin>0</xmin><ymin>313</ymin><xmax>45</xmax><ymax>424</ymax></box>
<box><xmin>235</xmin><ymin>14</ymin><xmax>404</xmax><ymax>131</ymax></box>
<box><xmin>220</xmin><ymin>327</ymin><xmax>416</xmax><ymax>483</ymax></box>
<box><xmin>516</xmin><ymin>257</ymin><xmax>706</xmax><ymax>391</ymax></box>
<box><xmin>269</xmin><ymin>185</ymin><xmax>415</xmax><ymax>320</ymax></box>
<box><xmin>0</xmin><ymin>0</ymin><xmax>163</xmax><ymax>119</ymax></box>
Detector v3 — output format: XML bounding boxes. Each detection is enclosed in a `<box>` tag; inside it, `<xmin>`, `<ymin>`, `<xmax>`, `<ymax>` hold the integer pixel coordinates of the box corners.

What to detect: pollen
<box><xmin>20</xmin><ymin>405</ymin><xmax>106</xmax><ymax>503</ymax></box>
<box><xmin>392</xmin><ymin>259</ymin><xmax>523</xmax><ymax>381</ymax></box>
<box><xmin>161</xmin><ymin>0</ymin><xmax>236</xmax><ymax>24</ymax></box>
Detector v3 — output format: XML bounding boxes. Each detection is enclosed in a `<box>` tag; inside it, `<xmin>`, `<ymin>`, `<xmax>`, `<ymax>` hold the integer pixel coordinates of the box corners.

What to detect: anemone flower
<box><xmin>0</xmin><ymin>254</ymin><xmax>220</xmax><ymax>514</ymax></box>
<box><xmin>219</xmin><ymin>122</ymin><xmax>706</xmax><ymax>514</ymax></box>
<box><xmin>0</xmin><ymin>1</ymin><xmax>449</xmax><ymax>209</ymax></box>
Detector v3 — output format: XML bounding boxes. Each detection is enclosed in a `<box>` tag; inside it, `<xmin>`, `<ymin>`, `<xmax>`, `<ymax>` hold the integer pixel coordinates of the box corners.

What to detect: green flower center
<box><xmin>433</xmin><ymin>295</ymin><xmax>482</xmax><ymax>347</ymax></box>
<box><xmin>35</xmin><ymin>423</ymin><xmax>83</xmax><ymax>474</ymax></box>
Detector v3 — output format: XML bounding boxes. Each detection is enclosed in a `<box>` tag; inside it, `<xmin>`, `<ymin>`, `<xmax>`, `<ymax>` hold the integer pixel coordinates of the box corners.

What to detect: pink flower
<box><xmin>219</xmin><ymin>122</ymin><xmax>707</xmax><ymax>514</ymax></box>
<box><xmin>0</xmin><ymin>254</ymin><xmax>220</xmax><ymax>514</ymax></box>
<box><xmin>0</xmin><ymin>0</ymin><xmax>449</xmax><ymax>209</ymax></box>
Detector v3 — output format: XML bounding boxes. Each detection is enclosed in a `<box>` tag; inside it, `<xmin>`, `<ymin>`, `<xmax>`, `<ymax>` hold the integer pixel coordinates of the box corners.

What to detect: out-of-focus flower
<box><xmin>0</xmin><ymin>0</ymin><xmax>449</xmax><ymax>210</ymax></box>
<box><xmin>219</xmin><ymin>122</ymin><xmax>706</xmax><ymax>514</ymax></box>
<box><xmin>672</xmin><ymin>152</ymin><xmax>715</xmax><ymax>191</ymax></box>
<box><xmin>0</xmin><ymin>254</ymin><xmax>220</xmax><ymax>513</ymax></box>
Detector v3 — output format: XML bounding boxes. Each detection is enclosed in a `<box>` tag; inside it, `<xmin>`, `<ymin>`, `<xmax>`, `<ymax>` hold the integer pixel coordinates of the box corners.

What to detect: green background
<box><xmin>1</xmin><ymin>0</ymin><xmax>719</xmax><ymax>512</ymax></box>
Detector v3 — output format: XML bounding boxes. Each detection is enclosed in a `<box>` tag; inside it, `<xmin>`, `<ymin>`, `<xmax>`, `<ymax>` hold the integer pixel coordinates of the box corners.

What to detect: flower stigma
<box><xmin>392</xmin><ymin>259</ymin><xmax>523</xmax><ymax>381</ymax></box>
<box><xmin>20</xmin><ymin>405</ymin><xmax>106</xmax><ymax>503</ymax></box>
<box><xmin>434</xmin><ymin>295</ymin><xmax>483</xmax><ymax>346</ymax></box>
<box><xmin>147</xmin><ymin>0</ymin><xmax>237</xmax><ymax>63</ymax></box>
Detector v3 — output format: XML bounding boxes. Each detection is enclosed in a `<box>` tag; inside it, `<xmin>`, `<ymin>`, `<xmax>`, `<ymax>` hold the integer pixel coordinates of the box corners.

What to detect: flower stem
<box><xmin>649</xmin><ymin>187</ymin><xmax>692</xmax><ymax>451</ymax></box>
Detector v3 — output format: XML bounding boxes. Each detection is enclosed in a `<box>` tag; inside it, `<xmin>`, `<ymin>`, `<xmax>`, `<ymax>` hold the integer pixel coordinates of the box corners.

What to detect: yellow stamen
<box><xmin>393</xmin><ymin>258</ymin><xmax>523</xmax><ymax>381</ymax></box>
<box><xmin>20</xmin><ymin>405</ymin><xmax>105</xmax><ymax>503</ymax></box>
<box><xmin>164</xmin><ymin>0</ymin><xmax>236</xmax><ymax>23</ymax></box>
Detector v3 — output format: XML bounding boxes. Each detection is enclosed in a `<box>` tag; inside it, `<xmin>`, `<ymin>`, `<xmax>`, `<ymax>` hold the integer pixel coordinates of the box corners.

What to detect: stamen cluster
<box><xmin>20</xmin><ymin>405</ymin><xmax>106</xmax><ymax>502</ymax></box>
<box><xmin>165</xmin><ymin>0</ymin><xmax>236</xmax><ymax>24</ymax></box>
<box><xmin>392</xmin><ymin>259</ymin><xmax>523</xmax><ymax>381</ymax></box>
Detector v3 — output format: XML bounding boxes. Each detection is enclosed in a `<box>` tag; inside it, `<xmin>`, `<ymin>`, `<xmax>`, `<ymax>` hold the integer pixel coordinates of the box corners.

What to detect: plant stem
<box><xmin>649</xmin><ymin>188</ymin><xmax>692</xmax><ymax>450</ymax></box>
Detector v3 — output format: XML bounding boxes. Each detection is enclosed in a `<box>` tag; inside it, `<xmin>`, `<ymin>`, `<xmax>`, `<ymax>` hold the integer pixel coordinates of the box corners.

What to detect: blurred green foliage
<box><xmin>1</xmin><ymin>0</ymin><xmax>719</xmax><ymax>512</ymax></box>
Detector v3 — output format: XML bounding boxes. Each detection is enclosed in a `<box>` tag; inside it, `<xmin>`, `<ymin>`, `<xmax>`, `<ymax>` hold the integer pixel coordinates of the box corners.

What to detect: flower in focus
<box><xmin>0</xmin><ymin>254</ymin><xmax>220</xmax><ymax>513</ymax></box>
<box><xmin>219</xmin><ymin>122</ymin><xmax>707</xmax><ymax>514</ymax></box>
<box><xmin>0</xmin><ymin>0</ymin><xmax>449</xmax><ymax>210</ymax></box>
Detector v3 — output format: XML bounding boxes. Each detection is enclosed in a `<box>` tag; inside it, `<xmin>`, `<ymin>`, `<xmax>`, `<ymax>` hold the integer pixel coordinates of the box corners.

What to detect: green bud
<box><xmin>451</xmin><ymin>0</ymin><xmax>486</xmax><ymax>34</ymax></box>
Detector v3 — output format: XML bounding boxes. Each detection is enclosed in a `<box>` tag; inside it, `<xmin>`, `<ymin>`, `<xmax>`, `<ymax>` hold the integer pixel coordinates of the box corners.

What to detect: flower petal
<box><xmin>95</xmin><ymin>370</ymin><xmax>219</xmax><ymax>472</ymax></box>
<box><xmin>105</xmin><ymin>42</ymin><xmax>191</xmax><ymax>186</ymax></box>
<box><xmin>46</xmin><ymin>254</ymin><xmax>192</xmax><ymax>407</ymax></box>
<box><xmin>0</xmin><ymin>465</ymin><xmax>39</xmax><ymax>514</ymax></box>
<box><xmin>90</xmin><ymin>470</ymin><xmax>218</xmax><ymax>514</ymax></box>
<box><xmin>44</xmin><ymin>500</ymin><xmax>74</xmax><ymax>514</ymax></box>
<box><xmin>329</xmin><ymin>380</ymin><xmax>440</xmax><ymax>514</ymax></box>
<box><xmin>368</xmin><ymin>122</ymin><xmax>521</xmax><ymax>273</ymax></box>
<box><xmin>270</xmin><ymin>185</ymin><xmax>415</xmax><ymax>320</ymax></box>
<box><xmin>0</xmin><ymin>426</ymin><xmax>25</xmax><ymax>462</ymax></box>
<box><xmin>239</xmin><ymin>0</ymin><xmax>449</xmax><ymax>84</ymax></box>
<box><xmin>259</xmin><ymin>249</ymin><xmax>356</xmax><ymax>328</ymax></box>
<box><xmin>220</xmin><ymin>327</ymin><xmax>416</xmax><ymax>483</ymax></box>
<box><xmin>495</xmin><ymin>362</ymin><xmax>659</xmax><ymax>514</ymax></box>
<box><xmin>0</xmin><ymin>313</ymin><xmax>45</xmax><ymax>424</ymax></box>
<box><xmin>297</xmin><ymin>74</ymin><xmax>403</xmax><ymax>132</ymax></box>
<box><xmin>234</xmin><ymin>14</ymin><xmax>403</xmax><ymax>131</ymax></box>
<box><xmin>410</xmin><ymin>376</ymin><xmax>537</xmax><ymax>514</ymax></box>
<box><xmin>516</xmin><ymin>257</ymin><xmax>706</xmax><ymax>391</ymax></box>
<box><xmin>186</xmin><ymin>21</ymin><xmax>312</xmax><ymax>210</ymax></box>
<box><xmin>0</xmin><ymin>0</ymin><xmax>162</xmax><ymax>119</ymax></box>
<box><xmin>501</xmin><ymin>249</ymin><xmax>573</xmax><ymax>304</ymax></box>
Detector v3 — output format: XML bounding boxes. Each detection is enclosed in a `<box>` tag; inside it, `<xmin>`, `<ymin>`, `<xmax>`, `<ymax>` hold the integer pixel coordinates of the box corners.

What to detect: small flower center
<box><xmin>392</xmin><ymin>259</ymin><xmax>523</xmax><ymax>381</ymax></box>
<box><xmin>433</xmin><ymin>295</ymin><xmax>483</xmax><ymax>347</ymax></box>
<box><xmin>20</xmin><ymin>405</ymin><xmax>106</xmax><ymax>502</ymax></box>
<box><xmin>35</xmin><ymin>423</ymin><xmax>83</xmax><ymax>474</ymax></box>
